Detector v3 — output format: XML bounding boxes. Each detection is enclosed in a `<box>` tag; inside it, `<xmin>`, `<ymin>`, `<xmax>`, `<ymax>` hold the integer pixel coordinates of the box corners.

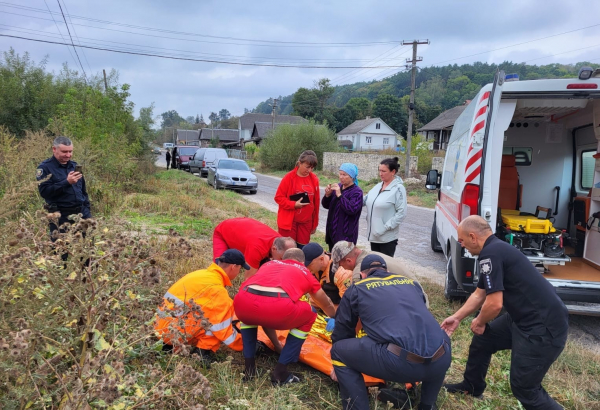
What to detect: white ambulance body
<box><xmin>427</xmin><ymin>69</ymin><xmax>600</xmax><ymax>314</ymax></box>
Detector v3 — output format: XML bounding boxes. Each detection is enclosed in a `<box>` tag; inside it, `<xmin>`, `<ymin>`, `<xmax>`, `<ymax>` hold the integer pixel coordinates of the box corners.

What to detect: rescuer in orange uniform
<box><xmin>155</xmin><ymin>249</ymin><xmax>248</xmax><ymax>363</ymax></box>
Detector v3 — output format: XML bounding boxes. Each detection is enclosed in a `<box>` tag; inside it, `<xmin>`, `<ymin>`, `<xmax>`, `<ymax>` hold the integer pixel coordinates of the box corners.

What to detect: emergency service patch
<box><xmin>36</xmin><ymin>168</ymin><xmax>43</xmax><ymax>179</ymax></box>
<box><xmin>479</xmin><ymin>258</ymin><xmax>493</xmax><ymax>289</ymax></box>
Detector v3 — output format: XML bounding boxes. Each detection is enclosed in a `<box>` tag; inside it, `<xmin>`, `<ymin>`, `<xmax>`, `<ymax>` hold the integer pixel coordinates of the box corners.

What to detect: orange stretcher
<box><xmin>256</xmin><ymin>312</ymin><xmax>415</xmax><ymax>388</ymax></box>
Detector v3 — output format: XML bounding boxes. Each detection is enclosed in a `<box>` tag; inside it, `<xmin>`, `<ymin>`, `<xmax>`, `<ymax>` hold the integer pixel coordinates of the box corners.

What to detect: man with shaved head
<box><xmin>441</xmin><ymin>215</ymin><xmax>568</xmax><ymax>410</ymax></box>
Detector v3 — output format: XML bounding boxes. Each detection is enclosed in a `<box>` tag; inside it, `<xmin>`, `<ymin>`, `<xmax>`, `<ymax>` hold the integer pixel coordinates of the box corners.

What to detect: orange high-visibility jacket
<box><xmin>155</xmin><ymin>263</ymin><xmax>242</xmax><ymax>352</ymax></box>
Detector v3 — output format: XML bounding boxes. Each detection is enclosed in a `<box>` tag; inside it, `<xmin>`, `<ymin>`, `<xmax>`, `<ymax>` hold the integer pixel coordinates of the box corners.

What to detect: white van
<box><xmin>426</xmin><ymin>68</ymin><xmax>600</xmax><ymax>314</ymax></box>
<box><xmin>163</xmin><ymin>142</ymin><xmax>174</xmax><ymax>149</ymax></box>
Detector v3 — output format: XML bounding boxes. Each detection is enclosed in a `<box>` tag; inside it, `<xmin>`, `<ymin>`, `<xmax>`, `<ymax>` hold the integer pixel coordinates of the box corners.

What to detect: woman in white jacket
<box><xmin>363</xmin><ymin>157</ymin><xmax>407</xmax><ymax>257</ymax></box>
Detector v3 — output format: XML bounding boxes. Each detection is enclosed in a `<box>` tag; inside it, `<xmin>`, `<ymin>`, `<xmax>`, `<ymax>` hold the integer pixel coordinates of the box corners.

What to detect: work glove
<box><xmin>325</xmin><ymin>318</ymin><xmax>335</xmax><ymax>332</ymax></box>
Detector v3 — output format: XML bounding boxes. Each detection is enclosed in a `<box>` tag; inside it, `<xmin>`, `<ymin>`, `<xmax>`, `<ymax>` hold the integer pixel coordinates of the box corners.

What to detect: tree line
<box><xmin>251</xmin><ymin>60</ymin><xmax>600</xmax><ymax>137</ymax></box>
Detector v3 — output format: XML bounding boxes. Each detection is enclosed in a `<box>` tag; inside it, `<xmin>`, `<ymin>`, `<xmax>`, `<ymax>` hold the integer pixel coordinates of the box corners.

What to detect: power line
<box><xmin>59</xmin><ymin>0</ymin><xmax>92</xmax><ymax>74</ymax></box>
<box><xmin>331</xmin><ymin>44</ymin><xmax>403</xmax><ymax>83</ymax></box>
<box><xmin>54</xmin><ymin>0</ymin><xmax>86</xmax><ymax>81</ymax></box>
<box><xmin>423</xmin><ymin>23</ymin><xmax>600</xmax><ymax>68</ymax></box>
<box><xmin>0</xmin><ymin>5</ymin><xmax>400</xmax><ymax>48</ymax></box>
<box><xmin>0</xmin><ymin>23</ymin><xmax>410</xmax><ymax>64</ymax></box>
<box><xmin>0</xmin><ymin>34</ymin><xmax>406</xmax><ymax>69</ymax></box>
<box><xmin>42</xmin><ymin>0</ymin><xmax>77</xmax><ymax>69</ymax></box>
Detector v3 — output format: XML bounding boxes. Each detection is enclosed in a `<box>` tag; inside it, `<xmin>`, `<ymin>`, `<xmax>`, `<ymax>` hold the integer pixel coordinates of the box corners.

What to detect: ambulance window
<box><xmin>502</xmin><ymin>147</ymin><xmax>532</xmax><ymax>166</ymax></box>
<box><xmin>581</xmin><ymin>150</ymin><xmax>597</xmax><ymax>190</ymax></box>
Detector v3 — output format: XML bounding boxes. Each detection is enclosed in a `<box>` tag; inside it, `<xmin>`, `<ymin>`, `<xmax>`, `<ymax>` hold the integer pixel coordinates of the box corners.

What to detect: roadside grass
<box><xmin>2</xmin><ymin>168</ymin><xmax>598</xmax><ymax>408</ymax></box>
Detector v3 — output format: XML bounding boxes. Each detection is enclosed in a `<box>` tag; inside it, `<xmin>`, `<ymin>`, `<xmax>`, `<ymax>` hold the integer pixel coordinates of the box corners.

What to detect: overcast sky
<box><xmin>1</xmin><ymin>0</ymin><xmax>599</xmax><ymax>124</ymax></box>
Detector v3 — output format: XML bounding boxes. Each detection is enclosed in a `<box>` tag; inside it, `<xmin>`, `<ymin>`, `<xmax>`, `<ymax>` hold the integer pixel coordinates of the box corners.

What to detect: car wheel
<box><xmin>431</xmin><ymin>218</ymin><xmax>443</xmax><ymax>253</ymax></box>
<box><xmin>213</xmin><ymin>176</ymin><xmax>219</xmax><ymax>190</ymax></box>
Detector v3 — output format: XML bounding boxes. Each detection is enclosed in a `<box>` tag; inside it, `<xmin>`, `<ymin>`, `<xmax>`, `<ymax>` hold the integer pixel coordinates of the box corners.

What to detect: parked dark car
<box><xmin>174</xmin><ymin>145</ymin><xmax>199</xmax><ymax>170</ymax></box>
<box><xmin>207</xmin><ymin>158</ymin><xmax>258</xmax><ymax>194</ymax></box>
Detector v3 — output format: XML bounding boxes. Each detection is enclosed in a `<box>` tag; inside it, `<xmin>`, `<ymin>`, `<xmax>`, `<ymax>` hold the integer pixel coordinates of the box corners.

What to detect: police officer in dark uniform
<box><xmin>331</xmin><ymin>254</ymin><xmax>451</xmax><ymax>410</ymax></box>
<box><xmin>36</xmin><ymin>136</ymin><xmax>92</xmax><ymax>239</ymax></box>
<box><xmin>442</xmin><ymin>215</ymin><xmax>568</xmax><ymax>410</ymax></box>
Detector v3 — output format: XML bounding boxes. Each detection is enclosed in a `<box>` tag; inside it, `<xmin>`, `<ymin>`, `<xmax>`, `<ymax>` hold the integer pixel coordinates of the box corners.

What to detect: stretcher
<box><xmin>257</xmin><ymin>313</ymin><xmax>414</xmax><ymax>388</ymax></box>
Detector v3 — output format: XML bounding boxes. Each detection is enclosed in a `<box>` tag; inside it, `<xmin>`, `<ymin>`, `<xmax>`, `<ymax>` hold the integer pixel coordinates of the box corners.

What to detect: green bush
<box><xmin>258</xmin><ymin>120</ymin><xmax>340</xmax><ymax>170</ymax></box>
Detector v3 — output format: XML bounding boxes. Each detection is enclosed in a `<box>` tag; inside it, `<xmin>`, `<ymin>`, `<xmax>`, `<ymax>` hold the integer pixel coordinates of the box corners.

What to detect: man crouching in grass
<box><xmin>154</xmin><ymin>249</ymin><xmax>248</xmax><ymax>365</ymax></box>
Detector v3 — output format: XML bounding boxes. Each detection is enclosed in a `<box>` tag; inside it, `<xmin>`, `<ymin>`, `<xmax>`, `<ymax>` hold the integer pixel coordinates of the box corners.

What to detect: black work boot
<box><xmin>243</xmin><ymin>357</ymin><xmax>257</xmax><ymax>382</ymax></box>
<box><xmin>443</xmin><ymin>380</ymin><xmax>483</xmax><ymax>399</ymax></box>
<box><xmin>377</xmin><ymin>388</ymin><xmax>410</xmax><ymax>409</ymax></box>
<box><xmin>417</xmin><ymin>403</ymin><xmax>437</xmax><ymax>410</ymax></box>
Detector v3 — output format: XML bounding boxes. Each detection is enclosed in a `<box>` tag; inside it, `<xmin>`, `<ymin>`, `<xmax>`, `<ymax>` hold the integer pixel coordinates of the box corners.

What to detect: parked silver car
<box><xmin>207</xmin><ymin>158</ymin><xmax>258</xmax><ymax>194</ymax></box>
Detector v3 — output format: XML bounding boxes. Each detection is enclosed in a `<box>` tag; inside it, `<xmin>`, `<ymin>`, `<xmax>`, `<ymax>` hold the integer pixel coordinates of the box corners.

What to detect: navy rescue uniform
<box><xmin>37</xmin><ymin>156</ymin><xmax>91</xmax><ymax>238</ymax></box>
<box><xmin>331</xmin><ymin>270</ymin><xmax>451</xmax><ymax>410</ymax></box>
<box><xmin>464</xmin><ymin>235</ymin><xmax>568</xmax><ymax>410</ymax></box>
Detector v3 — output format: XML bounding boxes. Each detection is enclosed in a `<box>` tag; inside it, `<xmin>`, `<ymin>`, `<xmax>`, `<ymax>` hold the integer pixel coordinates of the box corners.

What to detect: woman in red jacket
<box><xmin>274</xmin><ymin>150</ymin><xmax>320</xmax><ymax>248</ymax></box>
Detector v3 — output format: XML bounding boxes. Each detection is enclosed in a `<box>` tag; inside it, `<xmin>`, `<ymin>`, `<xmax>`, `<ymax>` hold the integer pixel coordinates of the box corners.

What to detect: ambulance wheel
<box><xmin>431</xmin><ymin>219</ymin><xmax>443</xmax><ymax>253</ymax></box>
<box><xmin>444</xmin><ymin>258</ymin><xmax>461</xmax><ymax>301</ymax></box>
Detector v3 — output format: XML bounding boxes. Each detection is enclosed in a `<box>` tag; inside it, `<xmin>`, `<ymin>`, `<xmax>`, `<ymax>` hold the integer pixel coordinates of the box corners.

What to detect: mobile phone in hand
<box><xmin>75</xmin><ymin>165</ymin><xmax>83</xmax><ymax>174</ymax></box>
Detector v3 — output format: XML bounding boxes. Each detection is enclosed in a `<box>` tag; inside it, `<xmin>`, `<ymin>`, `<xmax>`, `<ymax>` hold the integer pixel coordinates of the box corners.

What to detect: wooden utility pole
<box><xmin>102</xmin><ymin>69</ymin><xmax>108</xmax><ymax>92</ymax></box>
<box><xmin>402</xmin><ymin>39</ymin><xmax>429</xmax><ymax>178</ymax></box>
<box><xmin>270</xmin><ymin>98</ymin><xmax>278</xmax><ymax>129</ymax></box>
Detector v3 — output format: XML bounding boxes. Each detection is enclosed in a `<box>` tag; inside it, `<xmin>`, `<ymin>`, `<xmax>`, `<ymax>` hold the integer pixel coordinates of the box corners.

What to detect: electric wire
<box><xmin>59</xmin><ymin>0</ymin><xmax>92</xmax><ymax>74</ymax></box>
<box><xmin>0</xmin><ymin>23</ymin><xmax>408</xmax><ymax>64</ymax></box>
<box><xmin>0</xmin><ymin>8</ymin><xmax>398</xmax><ymax>48</ymax></box>
<box><xmin>54</xmin><ymin>0</ymin><xmax>86</xmax><ymax>81</ymax></box>
<box><xmin>42</xmin><ymin>0</ymin><xmax>77</xmax><ymax>69</ymax></box>
<box><xmin>0</xmin><ymin>34</ymin><xmax>405</xmax><ymax>68</ymax></box>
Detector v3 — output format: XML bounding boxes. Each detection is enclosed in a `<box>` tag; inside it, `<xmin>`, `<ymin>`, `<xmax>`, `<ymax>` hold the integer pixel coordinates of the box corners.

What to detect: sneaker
<box><xmin>443</xmin><ymin>380</ymin><xmax>483</xmax><ymax>399</ymax></box>
<box><xmin>377</xmin><ymin>388</ymin><xmax>410</xmax><ymax>409</ymax></box>
<box><xmin>271</xmin><ymin>373</ymin><xmax>301</xmax><ymax>387</ymax></box>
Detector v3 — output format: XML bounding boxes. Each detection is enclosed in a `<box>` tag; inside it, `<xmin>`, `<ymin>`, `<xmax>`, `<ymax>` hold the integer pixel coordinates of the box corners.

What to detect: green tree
<box><xmin>218</xmin><ymin>108</ymin><xmax>231</xmax><ymax>120</ymax></box>
<box><xmin>345</xmin><ymin>97</ymin><xmax>371</xmax><ymax>119</ymax></box>
<box><xmin>208</xmin><ymin>112</ymin><xmax>219</xmax><ymax>127</ymax></box>
<box><xmin>259</xmin><ymin>120</ymin><xmax>339</xmax><ymax>171</ymax></box>
<box><xmin>160</xmin><ymin>110</ymin><xmax>185</xmax><ymax>128</ymax></box>
<box><xmin>292</xmin><ymin>87</ymin><xmax>319</xmax><ymax>119</ymax></box>
<box><xmin>137</xmin><ymin>103</ymin><xmax>156</xmax><ymax>143</ymax></box>
<box><xmin>373</xmin><ymin>94</ymin><xmax>403</xmax><ymax>133</ymax></box>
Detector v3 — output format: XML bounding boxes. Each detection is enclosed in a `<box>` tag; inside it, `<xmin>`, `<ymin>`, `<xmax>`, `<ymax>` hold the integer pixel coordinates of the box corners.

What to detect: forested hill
<box><xmin>252</xmin><ymin>61</ymin><xmax>599</xmax><ymax>135</ymax></box>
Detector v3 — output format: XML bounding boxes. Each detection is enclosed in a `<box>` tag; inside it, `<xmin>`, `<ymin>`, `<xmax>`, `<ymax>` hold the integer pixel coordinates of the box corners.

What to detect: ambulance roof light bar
<box><xmin>505</xmin><ymin>73</ymin><xmax>519</xmax><ymax>82</ymax></box>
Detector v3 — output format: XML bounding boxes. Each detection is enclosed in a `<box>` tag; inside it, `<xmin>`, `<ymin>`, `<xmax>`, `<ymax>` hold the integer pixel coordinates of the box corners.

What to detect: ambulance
<box><xmin>426</xmin><ymin>68</ymin><xmax>600</xmax><ymax>314</ymax></box>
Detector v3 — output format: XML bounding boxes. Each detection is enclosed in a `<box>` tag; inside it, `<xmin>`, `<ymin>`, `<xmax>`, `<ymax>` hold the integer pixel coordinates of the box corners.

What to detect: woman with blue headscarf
<box><xmin>321</xmin><ymin>163</ymin><xmax>364</xmax><ymax>252</ymax></box>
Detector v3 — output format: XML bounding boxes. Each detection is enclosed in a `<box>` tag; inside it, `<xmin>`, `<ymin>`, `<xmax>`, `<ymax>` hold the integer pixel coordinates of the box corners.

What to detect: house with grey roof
<box><xmin>199</xmin><ymin>128</ymin><xmax>241</xmax><ymax>148</ymax></box>
<box><xmin>176</xmin><ymin>129</ymin><xmax>200</xmax><ymax>146</ymax></box>
<box><xmin>337</xmin><ymin>117</ymin><xmax>397</xmax><ymax>151</ymax></box>
<box><xmin>238</xmin><ymin>113</ymin><xmax>307</xmax><ymax>142</ymax></box>
<box><xmin>417</xmin><ymin>103</ymin><xmax>469</xmax><ymax>151</ymax></box>
<box><xmin>248</xmin><ymin>122</ymin><xmax>285</xmax><ymax>145</ymax></box>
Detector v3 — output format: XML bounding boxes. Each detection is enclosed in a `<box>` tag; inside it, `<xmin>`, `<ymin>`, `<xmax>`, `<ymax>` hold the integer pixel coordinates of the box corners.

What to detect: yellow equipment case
<box><xmin>501</xmin><ymin>209</ymin><xmax>556</xmax><ymax>234</ymax></box>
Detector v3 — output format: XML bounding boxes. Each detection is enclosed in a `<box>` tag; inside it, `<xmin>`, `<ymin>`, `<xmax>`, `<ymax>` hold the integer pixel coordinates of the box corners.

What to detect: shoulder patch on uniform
<box><xmin>479</xmin><ymin>258</ymin><xmax>492</xmax><ymax>275</ymax></box>
<box><xmin>36</xmin><ymin>168</ymin><xmax>44</xmax><ymax>178</ymax></box>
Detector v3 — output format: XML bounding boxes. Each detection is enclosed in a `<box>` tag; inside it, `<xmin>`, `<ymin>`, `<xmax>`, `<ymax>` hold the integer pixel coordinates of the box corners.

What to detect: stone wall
<box><xmin>323</xmin><ymin>152</ymin><xmax>418</xmax><ymax>180</ymax></box>
<box><xmin>432</xmin><ymin>157</ymin><xmax>444</xmax><ymax>172</ymax></box>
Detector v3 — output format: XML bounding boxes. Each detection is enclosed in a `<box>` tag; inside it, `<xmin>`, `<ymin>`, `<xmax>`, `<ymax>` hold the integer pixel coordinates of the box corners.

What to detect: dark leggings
<box><xmin>370</xmin><ymin>240</ymin><xmax>398</xmax><ymax>257</ymax></box>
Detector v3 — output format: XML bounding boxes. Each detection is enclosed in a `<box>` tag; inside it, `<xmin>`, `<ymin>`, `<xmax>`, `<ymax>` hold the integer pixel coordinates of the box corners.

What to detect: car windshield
<box><xmin>178</xmin><ymin>147</ymin><xmax>198</xmax><ymax>155</ymax></box>
<box><xmin>218</xmin><ymin>160</ymin><xmax>250</xmax><ymax>171</ymax></box>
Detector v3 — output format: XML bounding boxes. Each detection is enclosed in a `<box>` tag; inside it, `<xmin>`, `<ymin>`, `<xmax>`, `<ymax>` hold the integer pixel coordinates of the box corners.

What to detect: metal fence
<box><xmin>226</xmin><ymin>149</ymin><xmax>247</xmax><ymax>160</ymax></box>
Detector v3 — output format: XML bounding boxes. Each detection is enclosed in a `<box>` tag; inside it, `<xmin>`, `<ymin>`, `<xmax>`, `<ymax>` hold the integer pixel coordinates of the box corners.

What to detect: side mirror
<box><xmin>251</xmin><ymin>168</ymin><xmax>255</xmax><ymax>172</ymax></box>
<box><xmin>425</xmin><ymin>169</ymin><xmax>440</xmax><ymax>190</ymax></box>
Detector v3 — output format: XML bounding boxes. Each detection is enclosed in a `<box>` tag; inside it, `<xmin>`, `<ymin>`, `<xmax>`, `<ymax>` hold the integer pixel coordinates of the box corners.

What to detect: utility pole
<box><xmin>402</xmin><ymin>39</ymin><xmax>429</xmax><ymax>178</ymax></box>
<box><xmin>102</xmin><ymin>69</ymin><xmax>108</xmax><ymax>92</ymax></box>
<box><xmin>270</xmin><ymin>98</ymin><xmax>279</xmax><ymax>130</ymax></box>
